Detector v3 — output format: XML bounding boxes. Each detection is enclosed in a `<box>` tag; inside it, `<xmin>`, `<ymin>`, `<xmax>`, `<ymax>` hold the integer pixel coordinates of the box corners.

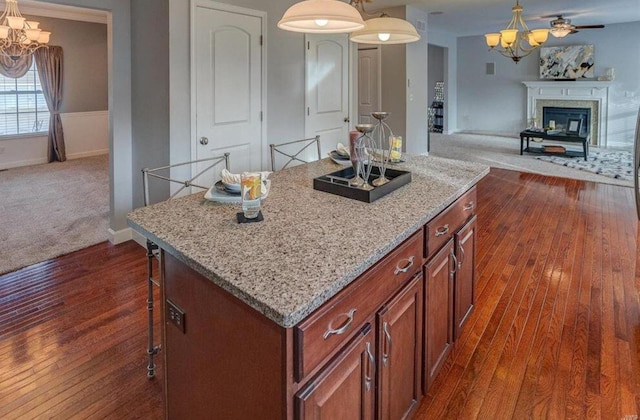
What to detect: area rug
<box><xmin>536</xmin><ymin>150</ymin><xmax>634</xmax><ymax>181</ymax></box>
<box><xmin>0</xmin><ymin>155</ymin><xmax>109</xmax><ymax>275</ymax></box>
<box><xmin>430</xmin><ymin>133</ymin><xmax>633</xmax><ymax>188</ymax></box>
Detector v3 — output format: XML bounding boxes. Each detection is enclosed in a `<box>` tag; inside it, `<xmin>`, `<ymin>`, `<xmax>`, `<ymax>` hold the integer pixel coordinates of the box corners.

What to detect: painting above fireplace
<box><xmin>539</xmin><ymin>45</ymin><xmax>595</xmax><ymax>80</ymax></box>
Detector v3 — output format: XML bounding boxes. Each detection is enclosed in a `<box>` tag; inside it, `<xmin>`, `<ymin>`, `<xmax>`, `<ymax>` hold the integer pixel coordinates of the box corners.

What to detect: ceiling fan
<box><xmin>549</xmin><ymin>15</ymin><xmax>605</xmax><ymax>38</ymax></box>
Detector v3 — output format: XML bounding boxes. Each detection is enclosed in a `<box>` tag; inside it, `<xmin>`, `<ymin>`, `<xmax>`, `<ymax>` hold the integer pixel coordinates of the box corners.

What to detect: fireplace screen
<box><xmin>543</xmin><ymin>106</ymin><xmax>590</xmax><ymax>135</ymax></box>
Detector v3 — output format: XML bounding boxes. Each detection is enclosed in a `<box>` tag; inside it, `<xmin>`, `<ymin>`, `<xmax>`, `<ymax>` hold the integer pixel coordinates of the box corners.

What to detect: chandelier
<box><xmin>278</xmin><ymin>0</ymin><xmax>420</xmax><ymax>44</ymax></box>
<box><xmin>0</xmin><ymin>0</ymin><xmax>51</xmax><ymax>61</ymax></box>
<box><xmin>484</xmin><ymin>1</ymin><xmax>548</xmax><ymax>63</ymax></box>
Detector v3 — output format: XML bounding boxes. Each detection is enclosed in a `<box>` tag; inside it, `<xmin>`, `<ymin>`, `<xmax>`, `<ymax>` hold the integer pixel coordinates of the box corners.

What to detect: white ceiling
<box><xmin>370</xmin><ymin>0</ymin><xmax>640</xmax><ymax>37</ymax></box>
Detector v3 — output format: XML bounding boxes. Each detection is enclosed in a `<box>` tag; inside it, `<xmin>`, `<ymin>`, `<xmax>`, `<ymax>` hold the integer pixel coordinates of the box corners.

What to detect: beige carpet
<box><xmin>430</xmin><ymin>133</ymin><xmax>633</xmax><ymax>188</ymax></box>
<box><xmin>0</xmin><ymin>155</ymin><xmax>109</xmax><ymax>275</ymax></box>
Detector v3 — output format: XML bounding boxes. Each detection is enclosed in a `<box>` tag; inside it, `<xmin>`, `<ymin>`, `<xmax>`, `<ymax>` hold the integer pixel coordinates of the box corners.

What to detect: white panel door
<box><xmin>306</xmin><ymin>34</ymin><xmax>350</xmax><ymax>157</ymax></box>
<box><xmin>195</xmin><ymin>5</ymin><xmax>262</xmax><ymax>183</ymax></box>
<box><xmin>358</xmin><ymin>47</ymin><xmax>380</xmax><ymax>124</ymax></box>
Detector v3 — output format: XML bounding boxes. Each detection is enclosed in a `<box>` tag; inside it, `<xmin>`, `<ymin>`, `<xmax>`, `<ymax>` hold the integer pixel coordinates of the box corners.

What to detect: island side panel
<box><xmin>162</xmin><ymin>251</ymin><xmax>289</xmax><ymax>419</ymax></box>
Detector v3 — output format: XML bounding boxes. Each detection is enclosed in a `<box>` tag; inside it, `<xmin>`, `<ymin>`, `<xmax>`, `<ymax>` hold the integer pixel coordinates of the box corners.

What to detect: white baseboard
<box><xmin>68</xmin><ymin>149</ymin><xmax>109</xmax><ymax>160</ymax></box>
<box><xmin>0</xmin><ymin>156</ymin><xmax>48</xmax><ymax>169</ymax></box>
<box><xmin>108</xmin><ymin>227</ymin><xmax>132</xmax><ymax>245</ymax></box>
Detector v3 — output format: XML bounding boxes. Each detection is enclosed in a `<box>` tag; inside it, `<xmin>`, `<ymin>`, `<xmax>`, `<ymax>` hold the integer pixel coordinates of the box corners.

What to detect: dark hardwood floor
<box><xmin>0</xmin><ymin>168</ymin><xmax>638</xmax><ymax>419</ymax></box>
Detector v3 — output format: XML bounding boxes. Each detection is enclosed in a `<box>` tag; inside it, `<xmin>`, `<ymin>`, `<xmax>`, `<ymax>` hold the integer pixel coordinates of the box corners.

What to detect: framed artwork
<box><xmin>539</xmin><ymin>45</ymin><xmax>595</xmax><ymax>80</ymax></box>
<box><xmin>567</xmin><ymin>118</ymin><xmax>582</xmax><ymax>135</ymax></box>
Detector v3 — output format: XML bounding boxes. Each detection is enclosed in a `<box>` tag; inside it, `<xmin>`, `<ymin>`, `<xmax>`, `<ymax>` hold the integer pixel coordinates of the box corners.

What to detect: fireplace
<box><xmin>523</xmin><ymin>81</ymin><xmax>612</xmax><ymax>147</ymax></box>
<box><xmin>542</xmin><ymin>106</ymin><xmax>591</xmax><ymax>135</ymax></box>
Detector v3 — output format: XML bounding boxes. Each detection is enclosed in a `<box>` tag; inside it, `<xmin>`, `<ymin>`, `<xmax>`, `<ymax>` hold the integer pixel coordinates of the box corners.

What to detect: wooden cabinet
<box><xmin>296</xmin><ymin>325</ymin><xmax>375</xmax><ymax>420</ymax></box>
<box><xmin>377</xmin><ymin>274</ymin><xmax>423</xmax><ymax>420</ymax></box>
<box><xmin>160</xmin><ymin>185</ymin><xmax>479</xmax><ymax>419</ymax></box>
<box><xmin>454</xmin><ymin>216</ymin><xmax>477</xmax><ymax>339</ymax></box>
<box><xmin>423</xmin><ymin>240</ymin><xmax>454</xmax><ymax>391</ymax></box>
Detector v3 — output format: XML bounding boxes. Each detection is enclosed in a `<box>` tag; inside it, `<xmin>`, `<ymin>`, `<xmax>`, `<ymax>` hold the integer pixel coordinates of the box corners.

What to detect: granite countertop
<box><xmin>127</xmin><ymin>155</ymin><xmax>489</xmax><ymax>328</ymax></box>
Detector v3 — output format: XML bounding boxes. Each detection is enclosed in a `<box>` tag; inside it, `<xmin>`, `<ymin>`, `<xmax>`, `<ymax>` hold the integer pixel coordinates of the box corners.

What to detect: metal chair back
<box><xmin>269</xmin><ymin>135</ymin><xmax>321</xmax><ymax>171</ymax></box>
<box><xmin>141</xmin><ymin>153</ymin><xmax>230</xmax><ymax>206</ymax></box>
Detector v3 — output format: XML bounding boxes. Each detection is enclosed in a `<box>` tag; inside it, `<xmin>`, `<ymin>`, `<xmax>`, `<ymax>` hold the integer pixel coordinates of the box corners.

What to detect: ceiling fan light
<box><xmin>350</xmin><ymin>16</ymin><xmax>420</xmax><ymax>44</ymax></box>
<box><xmin>531</xmin><ymin>28</ymin><xmax>549</xmax><ymax>44</ymax></box>
<box><xmin>278</xmin><ymin>0</ymin><xmax>365</xmax><ymax>33</ymax></box>
<box><xmin>550</xmin><ymin>27</ymin><xmax>571</xmax><ymax>38</ymax></box>
<box><xmin>485</xmin><ymin>33</ymin><xmax>501</xmax><ymax>48</ymax></box>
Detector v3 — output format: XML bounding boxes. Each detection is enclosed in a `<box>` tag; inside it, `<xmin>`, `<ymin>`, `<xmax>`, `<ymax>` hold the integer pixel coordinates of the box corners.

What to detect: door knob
<box><xmin>199</xmin><ymin>137</ymin><xmax>209</xmax><ymax>145</ymax></box>
<box><xmin>343</xmin><ymin>117</ymin><xmax>350</xmax><ymax>123</ymax></box>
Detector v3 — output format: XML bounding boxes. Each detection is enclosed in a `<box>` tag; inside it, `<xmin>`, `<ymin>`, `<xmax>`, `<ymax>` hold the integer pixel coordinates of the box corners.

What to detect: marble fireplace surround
<box><xmin>523</xmin><ymin>81</ymin><xmax>612</xmax><ymax>147</ymax></box>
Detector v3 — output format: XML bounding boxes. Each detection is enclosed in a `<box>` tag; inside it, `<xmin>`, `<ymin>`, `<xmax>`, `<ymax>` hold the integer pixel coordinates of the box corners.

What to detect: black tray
<box><xmin>313</xmin><ymin>165</ymin><xmax>411</xmax><ymax>203</ymax></box>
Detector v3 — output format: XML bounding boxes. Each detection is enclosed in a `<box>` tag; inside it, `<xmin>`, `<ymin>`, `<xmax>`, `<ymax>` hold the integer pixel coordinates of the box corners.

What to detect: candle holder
<box><xmin>370</xmin><ymin>112</ymin><xmax>393</xmax><ymax>187</ymax></box>
<box><xmin>354</xmin><ymin>124</ymin><xmax>374</xmax><ymax>191</ymax></box>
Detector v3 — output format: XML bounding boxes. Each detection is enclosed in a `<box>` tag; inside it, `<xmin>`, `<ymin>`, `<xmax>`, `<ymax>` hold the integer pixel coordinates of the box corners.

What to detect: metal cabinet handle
<box><xmin>463</xmin><ymin>201</ymin><xmax>475</xmax><ymax>211</ymax></box>
<box><xmin>382</xmin><ymin>322</ymin><xmax>392</xmax><ymax>367</ymax></box>
<box><xmin>394</xmin><ymin>256</ymin><xmax>415</xmax><ymax>275</ymax></box>
<box><xmin>365</xmin><ymin>341</ymin><xmax>375</xmax><ymax>391</ymax></box>
<box><xmin>323</xmin><ymin>308</ymin><xmax>357</xmax><ymax>340</ymax></box>
<box><xmin>435</xmin><ymin>224</ymin><xmax>449</xmax><ymax>237</ymax></box>
<box><xmin>450</xmin><ymin>249</ymin><xmax>459</xmax><ymax>277</ymax></box>
<box><xmin>199</xmin><ymin>137</ymin><xmax>209</xmax><ymax>145</ymax></box>
<box><xmin>458</xmin><ymin>243</ymin><xmax>465</xmax><ymax>267</ymax></box>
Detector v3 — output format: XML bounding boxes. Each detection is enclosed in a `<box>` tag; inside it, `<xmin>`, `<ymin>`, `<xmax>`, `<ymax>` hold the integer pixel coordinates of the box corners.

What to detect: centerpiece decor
<box><xmin>313</xmin><ymin>111</ymin><xmax>411</xmax><ymax>202</ymax></box>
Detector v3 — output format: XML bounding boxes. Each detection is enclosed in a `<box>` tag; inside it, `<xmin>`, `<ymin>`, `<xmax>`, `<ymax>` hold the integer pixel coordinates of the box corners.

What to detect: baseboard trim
<box><xmin>68</xmin><ymin>149</ymin><xmax>109</xmax><ymax>160</ymax></box>
<box><xmin>108</xmin><ymin>228</ymin><xmax>132</xmax><ymax>245</ymax></box>
<box><xmin>455</xmin><ymin>130</ymin><xmax>518</xmax><ymax>139</ymax></box>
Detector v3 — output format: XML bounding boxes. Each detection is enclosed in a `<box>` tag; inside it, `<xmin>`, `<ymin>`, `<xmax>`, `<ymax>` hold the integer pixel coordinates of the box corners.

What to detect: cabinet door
<box><xmin>423</xmin><ymin>239</ymin><xmax>454</xmax><ymax>392</ymax></box>
<box><xmin>454</xmin><ymin>216</ymin><xmax>477</xmax><ymax>339</ymax></box>
<box><xmin>378</xmin><ymin>274</ymin><xmax>423</xmax><ymax>420</ymax></box>
<box><xmin>296</xmin><ymin>324</ymin><xmax>375</xmax><ymax>420</ymax></box>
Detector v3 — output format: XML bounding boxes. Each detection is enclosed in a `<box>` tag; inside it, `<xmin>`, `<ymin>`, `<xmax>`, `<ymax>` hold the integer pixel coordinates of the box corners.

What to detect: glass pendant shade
<box><xmin>531</xmin><ymin>28</ymin><xmax>549</xmax><ymax>43</ymax></box>
<box><xmin>350</xmin><ymin>16</ymin><xmax>420</xmax><ymax>44</ymax></box>
<box><xmin>0</xmin><ymin>26</ymin><xmax>9</xmax><ymax>39</ymax></box>
<box><xmin>278</xmin><ymin>0</ymin><xmax>365</xmax><ymax>33</ymax></box>
<box><xmin>7</xmin><ymin>16</ymin><xmax>24</xmax><ymax>29</ymax></box>
<box><xmin>26</xmin><ymin>21</ymin><xmax>39</xmax><ymax>29</ymax></box>
<box><xmin>485</xmin><ymin>33</ymin><xmax>500</xmax><ymax>48</ymax></box>
<box><xmin>38</xmin><ymin>31</ymin><xmax>50</xmax><ymax>44</ymax></box>
<box><xmin>500</xmin><ymin>29</ymin><xmax>518</xmax><ymax>45</ymax></box>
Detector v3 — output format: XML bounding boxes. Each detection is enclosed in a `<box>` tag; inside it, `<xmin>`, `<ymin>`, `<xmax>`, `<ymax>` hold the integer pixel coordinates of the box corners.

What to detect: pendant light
<box><xmin>349</xmin><ymin>13</ymin><xmax>420</xmax><ymax>44</ymax></box>
<box><xmin>278</xmin><ymin>0</ymin><xmax>365</xmax><ymax>33</ymax></box>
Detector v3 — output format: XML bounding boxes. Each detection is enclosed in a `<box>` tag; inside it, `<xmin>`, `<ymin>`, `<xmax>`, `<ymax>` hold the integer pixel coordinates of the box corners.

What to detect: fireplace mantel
<box><xmin>523</xmin><ymin>80</ymin><xmax>612</xmax><ymax>146</ymax></box>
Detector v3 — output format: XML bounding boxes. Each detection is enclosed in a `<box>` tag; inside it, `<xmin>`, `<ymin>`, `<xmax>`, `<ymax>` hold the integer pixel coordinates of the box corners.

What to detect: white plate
<box><xmin>204</xmin><ymin>182</ymin><xmax>271</xmax><ymax>203</ymax></box>
<box><xmin>328</xmin><ymin>151</ymin><xmax>352</xmax><ymax>166</ymax></box>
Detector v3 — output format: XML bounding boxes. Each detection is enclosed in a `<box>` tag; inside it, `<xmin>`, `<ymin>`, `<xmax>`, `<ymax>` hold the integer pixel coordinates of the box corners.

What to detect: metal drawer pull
<box><xmin>450</xmin><ymin>250</ymin><xmax>459</xmax><ymax>276</ymax></box>
<box><xmin>323</xmin><ymin>308</ymin><xmax>357</xmax><ymax>340</ymax></box>
<box><xmin>463</xmin><ymin>201</ymin><xmax>475</xmax><ymax>211</ymax></box>
<box><xmin>382</xmin><ymin>322</ymin><xmax>392</xmax><ymax>367</ymax></box>
<box><xmin>458</xmin><ymin>243</ymin><xmax>466</xmax><ymax>267</ymax></box>
<box><xmin>435</xmin><ymin>224</ymin><xmax>449</xmax><ymax>237</ymax></box>
<box><xmin>394</xmin><ymin>256</ymin><xmax>415</xmax><ymax>275</ymax></box>
<box><xmin>365</xmin><ymin>341</ymin><xmax>375</xmax><ymax>391</ymax></box>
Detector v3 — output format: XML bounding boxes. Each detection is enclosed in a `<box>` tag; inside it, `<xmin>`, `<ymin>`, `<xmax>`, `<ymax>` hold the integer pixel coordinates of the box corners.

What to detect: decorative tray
<box><xmin>313</xmin><ymin>165</ymin><xmax>411</xmax><ymax>203</ymax></box>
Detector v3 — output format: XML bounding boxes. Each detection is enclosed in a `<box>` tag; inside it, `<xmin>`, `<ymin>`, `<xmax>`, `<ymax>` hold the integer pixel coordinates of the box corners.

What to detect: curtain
<box><xmin>0</xmin><ymin>54</ymin><xmax>32</xmax><ymax>78</ymax></box>
<box><xmin>34</xmin><ymin>46</ymin><xmax>65</xmax><ymax>162</ymax></box>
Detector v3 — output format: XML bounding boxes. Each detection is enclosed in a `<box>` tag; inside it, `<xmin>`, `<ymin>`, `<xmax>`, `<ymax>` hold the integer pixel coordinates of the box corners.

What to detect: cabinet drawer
<box><xmin>295</xmin><ymin>229</ymin><xmax>424</xmax><ymax>382</ymax></box>
<box><xmin>425</xmin><ymin>187</ymin><xmax>476</xmax><ymax>258</ymax></box>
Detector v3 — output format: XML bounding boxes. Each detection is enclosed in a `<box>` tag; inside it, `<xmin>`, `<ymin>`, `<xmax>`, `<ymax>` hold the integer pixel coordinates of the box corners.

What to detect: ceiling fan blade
<box><xmin>574</xmin><ymin>24</ymin><xmax>605</xmax><ymax>29</ymax></box>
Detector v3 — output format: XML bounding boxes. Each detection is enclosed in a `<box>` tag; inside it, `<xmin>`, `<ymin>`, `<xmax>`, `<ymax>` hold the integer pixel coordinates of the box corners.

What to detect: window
<box><xmin>0</xmin><ymin>62</ymin><xmax>49</xmax><ymax>136</ymax></box>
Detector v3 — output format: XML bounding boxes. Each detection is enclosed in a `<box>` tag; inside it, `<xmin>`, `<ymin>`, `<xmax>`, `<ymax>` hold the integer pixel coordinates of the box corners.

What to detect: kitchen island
<box><xmin>128</xmin><ymin>156</ymin><xmax>489</xmax><ymax>419</ymax></box>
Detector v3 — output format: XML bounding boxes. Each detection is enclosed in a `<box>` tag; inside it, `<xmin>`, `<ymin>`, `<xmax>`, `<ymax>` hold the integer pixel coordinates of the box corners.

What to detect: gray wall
<box><xmin>131</xmin><ymin>0</ymin><xmax>170</xmax><ymax>208</ymax></box>
<box><xmin>29</xmin><ymin>15</ymin><xmax>108</xmax><ymax>113</ymax></box>
<box><xmin>456</xmin><ymin>21</ymin><xmax>640</xmax><ymax>148</ymax></box>
<box><xmin>405</xmin><ymin>5</ymin><xmax>429</xmax><ymax>155</ymax></box>
<box><xmin>379</xmin><ymin>6</ymin><xmax>407</xmax><ymax>141</ymax></box>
